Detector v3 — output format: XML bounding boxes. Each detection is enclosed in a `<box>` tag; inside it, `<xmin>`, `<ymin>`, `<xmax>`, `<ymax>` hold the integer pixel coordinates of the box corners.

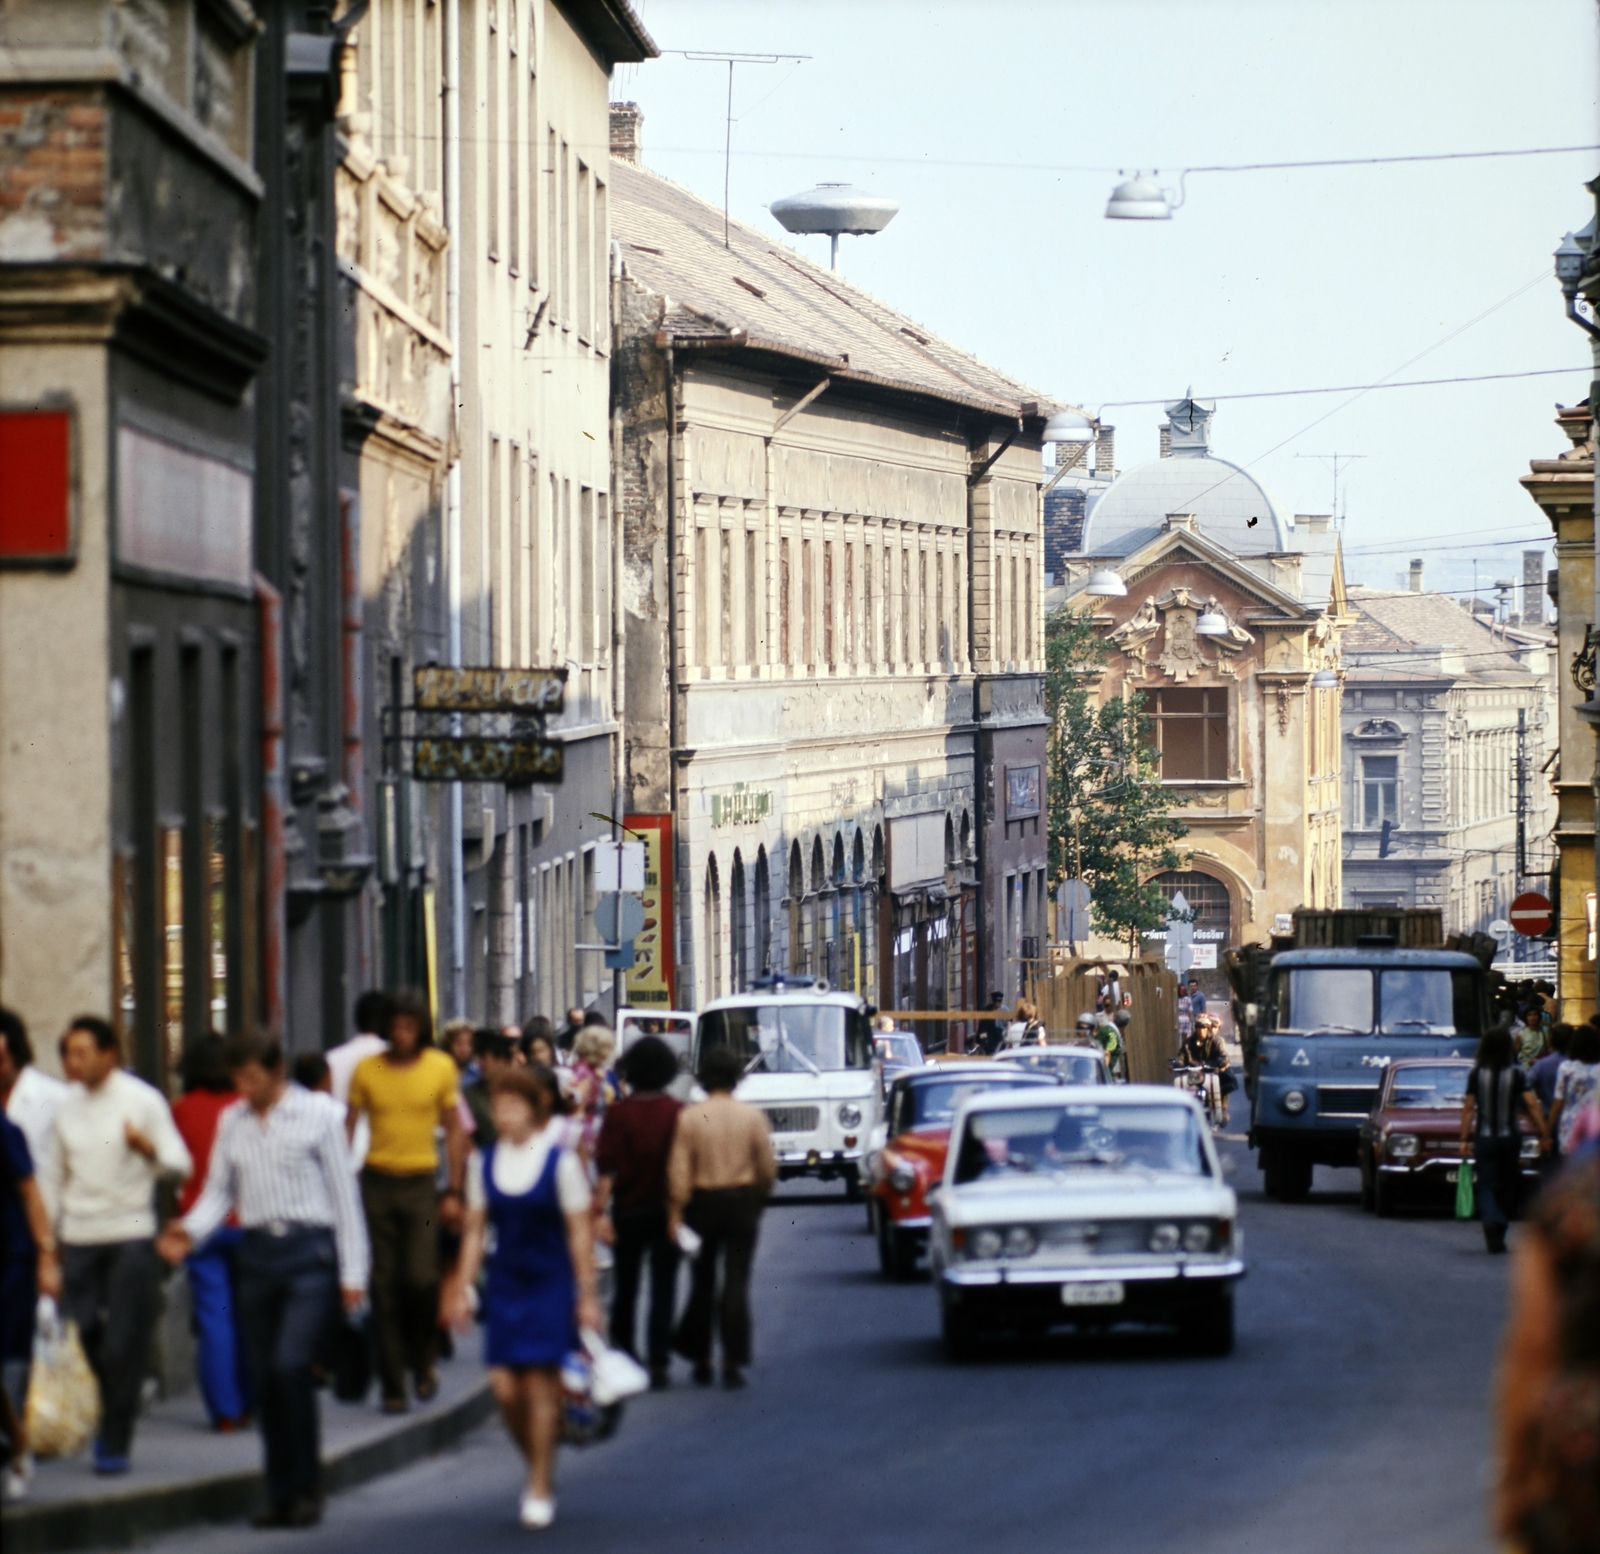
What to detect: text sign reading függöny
<box><xmin>413</xmin><ymin>666</ymin><xmax>566</xmax><ymax>714</ymax></box>
<box><xmin>413</xmin><ymin>737</ymin><xmax>563</xmax><ymax>784</ymax></box>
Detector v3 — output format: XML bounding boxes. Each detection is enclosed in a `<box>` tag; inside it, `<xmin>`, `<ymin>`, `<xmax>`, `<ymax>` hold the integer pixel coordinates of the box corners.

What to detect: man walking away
<box><xmin>1461</xmin><ymin>1024</ymin><xmax>1549</xmax><ymax>1254</ymax></box>
<box><xmin>159</xmin><ymin>1033</ymin><xmax>368</xmax><ymax>1529</ymax></box>
<box><xmin>668</xmin><ymin>1046</ymin><xmax>775</xmax><ymax>1390</ymax></box>
<box><xmin>346</xmin><ymin>991</ymin><xmax>466</xmax><ymax>1412</ymax></box>
<box><xmin>1</xmin><ymin>1008</ymin><xmax>67</xmax><ymax>1214</ymax></box>
<box><xmin>327</xmin><ymin>991</ymin><xmax>390</xmax><ymax>1170</ymax></box>
<box><xmin>596</xmin><ymin>1036</ymin><xmax>682</xmax><ymax>1389</ymax></box>
<box><xmin>44</xmin><ymin>1017</ymin><xmax>191</xmax><ymax>1473</ymax></box>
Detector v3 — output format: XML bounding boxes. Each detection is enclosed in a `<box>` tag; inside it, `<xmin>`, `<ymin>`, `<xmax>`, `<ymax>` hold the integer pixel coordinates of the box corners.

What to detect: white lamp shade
<box><xmin>1555</xmin><ymin>230</ymin><xmax>1587</xmax><ymax>288</ymax></box>
<box><xmin>1044</xmin><ymin>409</ymin><xmax>1095</xmax><ymax>443</ymax></box>
<box><xmin>1310</xmin><ymin>668</ymin><xmax>1339</xmax><ymax>688</ymax></box>
<box><xmin>1105</xmin><ymin>175</ymin><xmax>1171</xmax><ymax>220</ymax></box>
<box><xmin>1195</xmin><ymin>610</ymin><xmax>1228</xmax><ymax>637</ymax></box>
<box><xmin>1084</xmin><ymin>568</ymin><xmax>1127</xmax><ymax>597</ymax></box>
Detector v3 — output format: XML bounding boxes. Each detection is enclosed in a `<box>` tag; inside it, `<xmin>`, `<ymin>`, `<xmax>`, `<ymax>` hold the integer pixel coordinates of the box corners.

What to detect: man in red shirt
<box><xmin>171</xmin><ymin>1036</ymin><xmax>250</xmax><ymax>1429</ymax></box>
<box><xmin>594</xmin><ymin>1037</ymin><xmax>682</xmax><ymax>1389</ymax></box>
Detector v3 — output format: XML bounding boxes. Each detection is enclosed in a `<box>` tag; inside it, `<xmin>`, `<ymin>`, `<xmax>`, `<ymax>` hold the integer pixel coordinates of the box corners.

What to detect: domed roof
<box><xmin>1079</xmin><ymin>398</ymin><xmax>1291</xmax><ymax>557</ymax></box>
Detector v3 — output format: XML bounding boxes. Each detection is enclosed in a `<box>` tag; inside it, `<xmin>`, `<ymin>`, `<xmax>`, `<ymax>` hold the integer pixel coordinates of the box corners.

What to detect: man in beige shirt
<box><xmin>668</xmin><ymin>1046</ymin><xmax>775</xmax><ymax>1389</ymax></box>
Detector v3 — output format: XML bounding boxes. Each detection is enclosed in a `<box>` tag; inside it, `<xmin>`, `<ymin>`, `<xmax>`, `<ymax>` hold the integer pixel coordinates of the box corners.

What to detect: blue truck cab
<box><xmin>1249</xmin><ymin>946</ymin><xmax>1486</xmax><ymax>1201</ymax></box>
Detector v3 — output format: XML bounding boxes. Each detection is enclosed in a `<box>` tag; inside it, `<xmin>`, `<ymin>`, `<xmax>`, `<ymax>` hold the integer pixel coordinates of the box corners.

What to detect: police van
<box><xmin>693</xmin><ymin>975</ymin><xmax>880</xmax><ymax>1196</ymax></box>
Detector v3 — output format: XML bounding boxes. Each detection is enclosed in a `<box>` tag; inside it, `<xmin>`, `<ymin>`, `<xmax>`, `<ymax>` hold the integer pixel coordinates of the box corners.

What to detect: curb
<box><xmin>1</xmin><ymin>1380</ymin><xmax>496</xmax><ymax>1554</ymax></box>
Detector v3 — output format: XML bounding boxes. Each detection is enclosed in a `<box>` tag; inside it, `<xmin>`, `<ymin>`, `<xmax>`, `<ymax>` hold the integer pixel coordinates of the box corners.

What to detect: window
<box><xmin>1153</xmin><ymin>687</ymin><xmax>1228</xmax><ymax>781</ymax></box>
<box><xmin>1363</xmin><ymin>755</ymin><xmax>1398</xmax><ymax>829</ymax></box>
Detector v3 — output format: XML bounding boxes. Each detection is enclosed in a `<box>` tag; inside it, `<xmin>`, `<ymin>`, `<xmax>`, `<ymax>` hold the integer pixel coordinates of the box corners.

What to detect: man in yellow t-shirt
<box><xmin>346</xmin><ymin>991</ymin><xmax>465</xmax><ymax>1411</ymax></box>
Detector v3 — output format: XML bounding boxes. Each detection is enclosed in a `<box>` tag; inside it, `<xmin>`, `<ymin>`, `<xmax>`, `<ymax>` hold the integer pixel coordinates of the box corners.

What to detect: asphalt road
<box><xmin>148</xmin><ymin>1139</ymin><xmax>1509</xmax><ymax>1554</ymax></box>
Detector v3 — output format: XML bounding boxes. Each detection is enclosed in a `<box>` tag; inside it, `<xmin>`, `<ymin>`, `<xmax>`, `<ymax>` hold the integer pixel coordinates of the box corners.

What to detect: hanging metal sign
<box><xmin>413</xmin><ymin>666</ymin><xmax>566</xmax><ymax>714</ymax></box>
<box><xmin>413</xmin><ymin>736</ymin><xmax>562</xmax><ymax>784</ymax></box>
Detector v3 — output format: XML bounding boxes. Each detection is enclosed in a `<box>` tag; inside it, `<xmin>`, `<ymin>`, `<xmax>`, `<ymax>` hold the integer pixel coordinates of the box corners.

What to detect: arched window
<box><xmin>851</xmin><ymin>830</ymin><xmax>865</xmax><ymax>882</ymax></box>
<box><xmin>871</xmin><ymin>825</ymin><xmax>885</xmax><ymax>881</ymax></box>
<box><xmin>729</xmin><ymin>849</ymin><xmax>747</xmax><ymax>993</ymax></box>
<box><xmin>754</xmin><ymin>846</ymin><xmax>771</xmax><ymax>974</ymax></box>
<box><xmin>959</xmin><ymin>810</ymin><xmax>971</xmax><ymax>861</ymax></box>
<box><xmin>704</xmin><ymin>853</ymin><xmax>723</xmax><ymax>1001</ymax></box>
<box><xmin>788</xmin><ymin>839</ymin><xmax>804</xmax><ymax>973</ymax></box>
<box><xmin>831</xmin><ymin>832</ymin><xmax>846</xmax><ymax>886</ymax></box>
<box><xmin>1148</xmin><ymin>869</ymin><xmax>1233</xmax><ymax>946</ymax></box>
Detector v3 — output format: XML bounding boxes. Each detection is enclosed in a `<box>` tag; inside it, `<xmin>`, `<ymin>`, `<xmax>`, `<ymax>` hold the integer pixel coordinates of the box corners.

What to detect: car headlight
<box><xmin>1003</xmin><ymin>1225</ymin><xmax>1037</xmax><ymax>1258</ymax></box>
<box><xmin>969</xmin><ymin>1227</ymin><xmax>1003</xmax><ymax>1260</ymax></box>
<box><xmin>1182</xmin><ymin>1222</ymin><xmax>1213</xmax><ymax>1253</ymax></box>
<box><xmin>1520</xmin><ymin>1136</ymin><xmax>1542</xmax><ymax>1161</ymax></box>
<box><xmin>1282</xmin><ymin>1089</ymin><xmax>1307</xmax><ymax>1115</ymax></box>
<box><xmin>888</xmin><ymin>1162</ymin><xmax>917</xmax><ymax>1194</ymax></box>
<box><xmin>837</xmin><ymin>1103</ymin><xmax>863</xmax><ymax>1129</ymax></box>
<box><xmin>1387</xmin><ymin>1133</ymin><xmax>1420</xmax><ymax>1160</ymax></box>
<box><xmin>1149</xmin><ymin>1222</ymin><xmax>1181</xmax><ymax>1253</ymax></box>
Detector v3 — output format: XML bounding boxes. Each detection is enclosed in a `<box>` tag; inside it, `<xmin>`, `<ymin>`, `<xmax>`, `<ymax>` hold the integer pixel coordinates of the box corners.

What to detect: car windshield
<box><xmin>875</xmin><ymin>1034</ymin><xmax>923</xmax><ymax>1068</ymax></box>
<box><xmin>1387</xmin><ymin>1067</ymin><xmax>1469</xmax><ymax>1109</ymax></box>
<box><xmin>697</xmin><ymin>1003</ymin><xmax>871</xmax><ymax>1074</ymax></box>
<box><xmin>953</xmin><ymin>1103</ymin><xmax>1208</xmax><ymax>1182</ymax></box>
<box><xmin>1274</xmin><ymin>968</ymin><xmax>1481</xmax><ymax>1035</ymax></box>
<box><xmin>1001</xmin><ymin>1050</ymin><xmax>1104</xmax><ymax>1084</ymax></box>
<box><xmin>894</xmin><ymin>1077</ymin><xmax>1043</xmax><ymax>1132</ymax></box>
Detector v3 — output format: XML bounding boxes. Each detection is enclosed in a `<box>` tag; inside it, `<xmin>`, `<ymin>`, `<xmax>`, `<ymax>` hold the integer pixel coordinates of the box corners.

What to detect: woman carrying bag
<box><xmin>445</xmin><ymin>1066</ymin><xmax>602</xmax><ymax>1530</ymax></box>
<box><xmin>1460</xmin><ymin>1025</ymin><xmax>1549</xmax><ymax>1255</ymax></box>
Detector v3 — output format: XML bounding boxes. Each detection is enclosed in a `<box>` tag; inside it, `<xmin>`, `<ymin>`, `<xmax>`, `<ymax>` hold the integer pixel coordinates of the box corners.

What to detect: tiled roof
<box><xmin>610</xmin><ymin>159</ymin><xmax>1061</xmax><ymax>421</ymax></box>
<box><xmin>1344</xmin><ymin>588</ymin><xmax>1541</xmax><ymax>675</ymax></box>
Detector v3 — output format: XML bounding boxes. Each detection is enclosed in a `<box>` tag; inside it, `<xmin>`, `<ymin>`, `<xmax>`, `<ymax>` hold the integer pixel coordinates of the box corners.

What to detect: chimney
<box><xmin>1095</xmin><ymin>426</ymin><xmax>1115</xmax><ymax>477</ymax></box>
<box><xmin>610</xmin><ymin>102</ymin><xmax>643</xmax><ymax>165</ymax></box>
<box><xmin>1408</xmin><ymin>558</ymin><xmax>1423</xmax><ymax>592</ymax></box>
<box><xmin>1159</xmin><ymin>426</ymin><xmax>1171</xmax><ymax>458</ymax></box>
<box><xmin>1522</xmin><ymin>548</ymin><xmax>1545</xmax><ymax>625</ymax></box>
<box><xmin>1296</xmin><ymin>514</ymin><xmax>1331</xmax><ymax>535</ymax></box>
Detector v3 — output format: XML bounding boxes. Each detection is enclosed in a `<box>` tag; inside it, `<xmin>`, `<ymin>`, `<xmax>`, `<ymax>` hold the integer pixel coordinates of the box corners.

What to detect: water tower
<box><xmin>770</xmin><ymin>183</ymin><xmax>899</xmax><ymax>270</ymax></box>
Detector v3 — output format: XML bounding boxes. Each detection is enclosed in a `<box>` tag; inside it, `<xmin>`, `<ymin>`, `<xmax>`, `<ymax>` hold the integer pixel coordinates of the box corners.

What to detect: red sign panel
<box><xmin>1509</xmin><ymin>892</ymin><xmax>1553</xmax><ymax>938</ymax></box>
<box><xmin>0</xmin><ymin>409</ymin><xmax>73</xmax><ymax>562</ymax></box>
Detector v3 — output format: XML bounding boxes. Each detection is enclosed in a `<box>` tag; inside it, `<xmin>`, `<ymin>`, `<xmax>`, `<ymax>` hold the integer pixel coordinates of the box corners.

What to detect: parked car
<box><xmin>865</xmin><ymin>1063</ymin><xmax>1056</xmax><ymax>1279</ymax></box>
<box><xmin>928</xmin><ymin>1086</ymin><xmax>1244</xmax><ymax>1358</ymax></box>
<box><xmin>874</xmin><ymin>1029</ymin><xmax>928</xmax><ymax>1099</ymax></box>
<box><xmin>694</xmin><ymin>976</ymin><xmax>878</xmax><ymax>1195</ymax></box>
<box><xmin>998</xmin><ymin>1045</ymin><xmax>1110</xmax><ymax>1086</ymax></box>
<box><xmin>1357</xmin><ymin>1057</ymin><xmax>1542</xmax><ymax>1217</ymax></box>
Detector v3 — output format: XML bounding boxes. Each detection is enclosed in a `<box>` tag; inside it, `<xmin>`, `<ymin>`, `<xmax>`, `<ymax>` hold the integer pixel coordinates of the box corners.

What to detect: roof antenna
<box><xmin>662</xmin><ymin>51</ymin><xmax>810</xmax><ymax>248</ymax></box>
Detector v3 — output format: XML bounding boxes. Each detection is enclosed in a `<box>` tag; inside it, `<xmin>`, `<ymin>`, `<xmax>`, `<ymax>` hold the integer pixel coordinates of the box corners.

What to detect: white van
<box><xmin>693</xmin><ymin>977</ymin><xmax>879</xmax><ymax>1196</ymax></box>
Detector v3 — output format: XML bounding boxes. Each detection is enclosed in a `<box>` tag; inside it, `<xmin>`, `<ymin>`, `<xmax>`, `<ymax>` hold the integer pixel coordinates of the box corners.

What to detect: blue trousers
<box><xmin>186</xmin><ymin>1228</ymin><xmax>253</xmax><ymax>1425</ymax></box>
<box><xmin>236</xmin><ymin>1228</ymin><xmax>338</xmax><ymax>1508</ymax></box>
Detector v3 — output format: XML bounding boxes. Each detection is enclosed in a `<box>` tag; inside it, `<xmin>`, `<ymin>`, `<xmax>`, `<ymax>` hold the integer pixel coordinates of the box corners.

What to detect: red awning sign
<box><xmin>1509</xmin><ymin>892</ymin><xmax>1553</xmax><ymax>938</ymax></box>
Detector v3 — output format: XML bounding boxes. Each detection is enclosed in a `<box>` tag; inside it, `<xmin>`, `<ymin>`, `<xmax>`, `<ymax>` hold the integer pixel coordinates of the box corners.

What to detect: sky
<box><xmin>613</xmin><ymin>0</ymin><xmax>1600</xmax><ymax>602</ymax></box>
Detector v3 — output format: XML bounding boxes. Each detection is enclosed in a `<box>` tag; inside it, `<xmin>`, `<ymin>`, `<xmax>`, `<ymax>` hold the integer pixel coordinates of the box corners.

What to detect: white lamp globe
<box><xmin>1105</xmin><ymin>174</ymin><xmax>1171</xmax><ymax>220</ymax></box>
<box><xmin>1084</xmin><ymin>568</ymin><xmax>1128</xmax><ymax>598</ymax></box>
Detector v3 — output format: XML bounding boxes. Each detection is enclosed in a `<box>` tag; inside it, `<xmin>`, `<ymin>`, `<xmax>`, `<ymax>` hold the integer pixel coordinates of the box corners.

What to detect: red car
<box><xmin>1357</xmin><ymin>1057</ymin><xmax>1542</xmax><ymax>1216</ymax></box>
<box><xmin>865</xmin><ymin>1062</ymin><xmax>1055</xmax><ymax>1278</ymax></box>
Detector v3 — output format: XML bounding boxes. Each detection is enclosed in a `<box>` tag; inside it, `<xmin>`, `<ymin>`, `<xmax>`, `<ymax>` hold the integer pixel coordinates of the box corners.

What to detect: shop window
<box><xmin>1153</xmin><ymin>687</ymin><xmax>1228</xmax><ymax>781</ymax></box>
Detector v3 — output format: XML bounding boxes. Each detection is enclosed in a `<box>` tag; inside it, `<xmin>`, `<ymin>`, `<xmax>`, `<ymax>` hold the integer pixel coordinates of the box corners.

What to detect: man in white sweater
<box><xmin>43</xmin><ymin>1017</ymin><xmax>190</xmax><ymax>1474</ymax></box>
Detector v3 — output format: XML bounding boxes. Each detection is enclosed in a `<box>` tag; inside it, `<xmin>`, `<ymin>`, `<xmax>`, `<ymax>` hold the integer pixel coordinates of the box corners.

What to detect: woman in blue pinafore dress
<box><xmin>448</xmin><ymin>1066</ymin><xmax>601</xmax><ymax>1531</ymax></box>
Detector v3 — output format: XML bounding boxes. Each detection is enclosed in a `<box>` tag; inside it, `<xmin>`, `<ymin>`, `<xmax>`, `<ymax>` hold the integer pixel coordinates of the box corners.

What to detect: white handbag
<box><xmin>580</xmin><ymin>1328</ymin><xmax>651</xmax><ymax>1406</ymax></box>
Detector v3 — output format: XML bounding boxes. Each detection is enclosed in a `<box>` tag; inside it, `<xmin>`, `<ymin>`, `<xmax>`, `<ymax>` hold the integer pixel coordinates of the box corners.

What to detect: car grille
<box><xmin>1317</xmin><ymin>1085</ymin><xmax>1380</xmax><ymax>1117</ymax></box>
<box><xmin>762</xmin><ymin>1105</ymin><xmax>820</xmax><ymax>1135</ymax></box>
<box><xmin>1037</xmin><ymin>1220</ymin><xmax>1166</xmax><ymax>1258</ymax></box>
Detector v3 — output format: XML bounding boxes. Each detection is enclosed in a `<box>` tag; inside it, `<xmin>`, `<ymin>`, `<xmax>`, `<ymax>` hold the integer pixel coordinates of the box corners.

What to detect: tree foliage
<box><xmin>1045</xmin><ymin>605</ymin><xmax>1188</xmax><ymax>951</ymax></box>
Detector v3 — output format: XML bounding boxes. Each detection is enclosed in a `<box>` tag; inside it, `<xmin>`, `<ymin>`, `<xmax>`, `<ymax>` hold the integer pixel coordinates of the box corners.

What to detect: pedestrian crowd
<box><xmin>0</xmin><ymin>991</ymin><xmax>776</xmax><ymax>1534</ymax></box>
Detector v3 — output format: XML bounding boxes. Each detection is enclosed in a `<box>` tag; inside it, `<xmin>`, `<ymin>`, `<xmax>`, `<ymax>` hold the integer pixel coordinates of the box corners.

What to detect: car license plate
<box><xmin>1446</xmin><ymin>1169</ymin><xmax>1459</xmax><ymax>1183</ymax></box>
<box><xmin>1061</xmin><ymin>1281</ymin><xmax>1124</xmax><ymax>1307</ymax></box>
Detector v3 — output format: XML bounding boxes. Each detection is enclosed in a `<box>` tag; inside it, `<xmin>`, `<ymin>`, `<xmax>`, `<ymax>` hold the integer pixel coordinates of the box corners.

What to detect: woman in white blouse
<box><xmin>446</xmin><ymin>1066</ymin><xmax>601</xmax><ymax>1530</ymax></box>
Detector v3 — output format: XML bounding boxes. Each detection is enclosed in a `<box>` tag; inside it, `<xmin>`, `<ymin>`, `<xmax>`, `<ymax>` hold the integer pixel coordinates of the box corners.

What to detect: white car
<box><xmin>694</xmin><ymin>977</ymin><xmax>879</xmax><ymax>1195</ymax></box>
<box><xmin>928</xmin><ymin>1086</ymin><xmax>1244</xmax><ymax>1358</ymax></box>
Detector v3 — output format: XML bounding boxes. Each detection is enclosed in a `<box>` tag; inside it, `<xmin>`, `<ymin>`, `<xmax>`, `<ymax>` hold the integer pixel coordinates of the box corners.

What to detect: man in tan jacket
<box><xmin>668</xmin><ymin>1045</ymin><xmax>776</xmax><ymax>1389</ymax></box>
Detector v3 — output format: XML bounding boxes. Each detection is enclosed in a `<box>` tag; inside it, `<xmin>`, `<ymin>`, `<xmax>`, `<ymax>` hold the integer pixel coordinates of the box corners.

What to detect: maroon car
<box><xmin>1357</xmin><ymin>1058</ymin><xmax>1541</xmax><ymax>1217</ymax></box>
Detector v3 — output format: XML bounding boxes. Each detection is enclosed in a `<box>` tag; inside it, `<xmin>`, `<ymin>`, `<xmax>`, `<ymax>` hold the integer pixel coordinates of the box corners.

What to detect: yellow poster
<box><xmin>624</xmin><ymin>815</ymin><xmax>674</xmax><ymax>1008</ymax></box>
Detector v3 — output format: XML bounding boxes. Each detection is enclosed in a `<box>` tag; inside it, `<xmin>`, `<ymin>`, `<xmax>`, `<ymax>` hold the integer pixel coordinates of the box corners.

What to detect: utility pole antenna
<box><xmin>1295</xmin><ymin>452</ymin><xmax>1367</xmax><ymax>532</ymax></box>
<box><xmin>1516</xmin><ymin>706</ymin><xmax>1528</xmax><ymax>882</ymax></box>
<box><xmin>661</xmin><ymin>51</ymin><xmax>811</xmax><ymax>249</ymax></box>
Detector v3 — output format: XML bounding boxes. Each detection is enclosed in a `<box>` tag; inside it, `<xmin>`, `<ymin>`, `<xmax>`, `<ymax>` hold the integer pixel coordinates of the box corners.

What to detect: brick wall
<box><xmin>0</xmin><ymin>89</ymin><xmax>106</xmax><ymax>261</ymax></box>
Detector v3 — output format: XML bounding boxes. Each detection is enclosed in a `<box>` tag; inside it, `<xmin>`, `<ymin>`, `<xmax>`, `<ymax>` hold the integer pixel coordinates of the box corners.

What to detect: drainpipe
<box><xmin>340</xmin><ymin>490</ymin><xmax>367</xmax><ymax>984</ymax></box>
<box><xmin>665</xmin><ymin>337</ymin><xmax>689</xmax><ymax>1004</ymax></box>
<box><xmin>257</xmin><ymin>573</ymin><xmax>287</xmax><ymax>1035</ymax></box>
<box><xmin>443</xmin><ymin>0</ymin><xmax>465</xmax><ymax>1015</ymax></box>
<box><xmin>611</xmin><ymin>240</ymin><xmax>628</xmax><ymax>1015</ymax></box>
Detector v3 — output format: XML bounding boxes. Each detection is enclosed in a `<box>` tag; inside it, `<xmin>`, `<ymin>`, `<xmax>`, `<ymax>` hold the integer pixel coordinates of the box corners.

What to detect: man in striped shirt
<box><xmin>158</xmin><ymin>1032</ymin><xmax>368</xmax><ymax>1528</ymax></box>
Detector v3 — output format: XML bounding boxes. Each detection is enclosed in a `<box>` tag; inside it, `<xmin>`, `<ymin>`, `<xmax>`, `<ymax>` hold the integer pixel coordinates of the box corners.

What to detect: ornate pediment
<box><xmin>1353</xmin><ymin>718</ymin><xmax>1404</xmax><ymax>740</ymax></box>
<box><xmin>1111</xmin><ymin>586</ymin><xmax>1256</xmax><ymax>682</ymax></box>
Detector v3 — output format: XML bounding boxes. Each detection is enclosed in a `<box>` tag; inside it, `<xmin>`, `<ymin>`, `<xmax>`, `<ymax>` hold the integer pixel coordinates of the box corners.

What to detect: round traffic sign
<box><xmin>1509</xmin><ymin>892</ymin><xmax>1553</xmax><ymax>938</ymax></box>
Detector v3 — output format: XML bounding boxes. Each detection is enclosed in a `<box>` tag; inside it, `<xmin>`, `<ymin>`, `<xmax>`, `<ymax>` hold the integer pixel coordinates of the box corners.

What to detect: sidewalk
<box><xmin>2</xmin><ymin>1351</ymin><xmax>493</xmax><ymax>1554</ymax></box>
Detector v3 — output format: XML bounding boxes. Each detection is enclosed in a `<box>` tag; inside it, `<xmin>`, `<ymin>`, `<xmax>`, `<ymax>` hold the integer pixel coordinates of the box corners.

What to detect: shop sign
<box><xmin>624</xmin><ymin>815</ymin><xmax>675</xmax><ymax>1007</ymax></box>
<box><xmin>710</xmin><ymin>784</ymin><xmax>771</xmax><ymax>828</ymax></box>
<box><xmin>1006</xmin><ymin>765</ymin><xmax>1041</xmax><ymax>819</ymax></box>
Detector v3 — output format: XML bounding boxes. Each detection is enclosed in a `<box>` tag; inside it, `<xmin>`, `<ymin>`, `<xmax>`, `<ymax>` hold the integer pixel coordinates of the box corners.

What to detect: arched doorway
<box><xmin>1148</xmin><ymin>868</ymin><xmax>1234</xmax><ymax>1027</ymax></box>
<box><xmin>787</xmin><ymin>840</ymin><xmax>804</xmax><ymax>973</ymax></box>
<box><xmin>729</xmin><ymin>849</ymin><xmax>747</xmax><ymax>993</ymax></box>
<box><xmin>704</xmin><ymin>853</ymin><xmax>723</xmax><ymax>1002</ymax></box>
<box><xmin>754</xmin><ymin>846</ymin><xmax>771</xmax><ymax>974</ymax></box>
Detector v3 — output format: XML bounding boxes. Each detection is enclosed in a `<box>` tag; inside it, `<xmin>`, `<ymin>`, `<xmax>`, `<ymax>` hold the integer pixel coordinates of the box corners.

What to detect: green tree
<box><xmin>1045</xmin><ymin>605</ymin><xmax>1187</xmax><ymax>954</ymax></box>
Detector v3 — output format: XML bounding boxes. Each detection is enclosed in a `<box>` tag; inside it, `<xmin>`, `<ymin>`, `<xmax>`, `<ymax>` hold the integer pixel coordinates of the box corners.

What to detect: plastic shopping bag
<box><xmin>581</xmin><ymin>1328</ymin><xmax>650</xmax><ymax>1407</ymax></box>
<box><xmin>1455</xmin><ymin>1162</ymin><xmax>1476</xmax><ymax>1220</ymax></box>
<box><xmin>557</xmin><ymin>1331</ymin><xmax>649</xmax><ymax>1446</ymax></box>
<box><xmin>24</xmin><ymin>1298</ymin><xmax>100</xmax><ymax>1459</ymax></box>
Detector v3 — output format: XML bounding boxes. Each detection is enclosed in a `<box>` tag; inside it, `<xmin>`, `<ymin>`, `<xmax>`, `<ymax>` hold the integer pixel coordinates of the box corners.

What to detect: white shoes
<box><xmin>519</xmin><ymin>1493</ymin><xmax>556</xmax><ymax>1529</ymax></box>
<box><xmin>2</xmin><ymin>1453</ymin><xmax>34</xmax><ymax>1501</ymax></box>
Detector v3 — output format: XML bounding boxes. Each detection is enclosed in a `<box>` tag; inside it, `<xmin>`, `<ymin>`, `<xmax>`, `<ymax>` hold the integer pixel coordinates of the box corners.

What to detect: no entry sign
<box><xmin>1509</xmin><ymin>892</ymin><xmax>1554</xmax><ymax>938</ymax></box>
